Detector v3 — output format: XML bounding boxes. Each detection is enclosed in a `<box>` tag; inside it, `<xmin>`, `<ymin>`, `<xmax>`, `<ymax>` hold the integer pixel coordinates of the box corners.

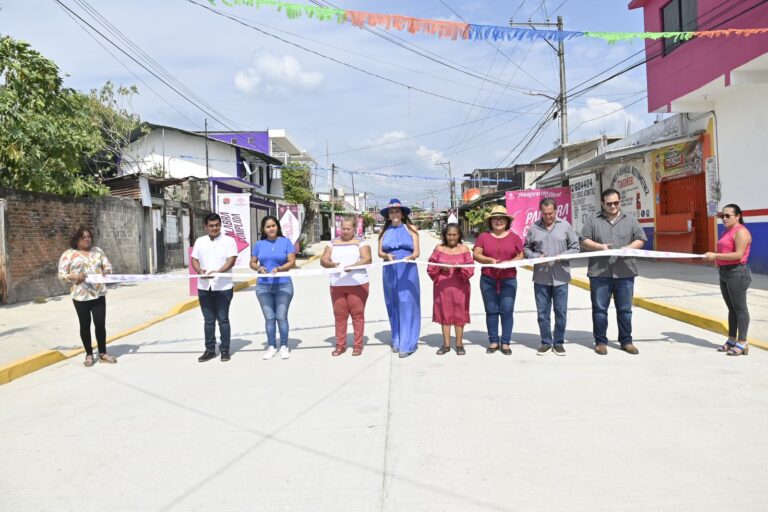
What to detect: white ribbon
<box><xmin>87</xmin><ymin>249</ymin><xmax>704</xmax><ymax>284</ymax></box>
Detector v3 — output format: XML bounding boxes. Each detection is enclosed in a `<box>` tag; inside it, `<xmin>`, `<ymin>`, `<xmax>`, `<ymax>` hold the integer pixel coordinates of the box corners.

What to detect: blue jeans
<box><xmin>534</xmin><ymin>283</ymin><xmax>569</xmax><ymax>345</ymax></box>
<box><xmin>479</xmin><ymin>275</ymin><xmax>517</xmax><ymax>345</ymax></box>
<box><xmin>590</xmin><ymin>277</ymin><xmax>635</xmax><ymax>346</ymax></box>
<box><xmin>198</xmin><ymin>288</ymin><xmax>234</xmax><ymax>351</ymax></box>
<box><xmin>256</xmin><ymin>281</ymin><xmax>294</xmax><ymax>348</ymax></box>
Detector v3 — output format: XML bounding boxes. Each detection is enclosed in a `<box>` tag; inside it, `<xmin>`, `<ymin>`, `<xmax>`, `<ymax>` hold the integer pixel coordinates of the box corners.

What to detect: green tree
<box><xmin>82</xmin><ymin>81</ymin><xmax>144</xmax><ymax>179</ymax></box>
<box><xmin>464</xmin><ymin>205</ymin><xmax>492</xmax><ymax>229</ymax></box>
<box><xmin>0</xmin><ymin>36</ymin><xmax>110</xmax><ymax>196</ymax></box>
<box><xmin>281</xmin><ymin>161</ymin><xmax>316</xmax><ymax>236</ymax></box>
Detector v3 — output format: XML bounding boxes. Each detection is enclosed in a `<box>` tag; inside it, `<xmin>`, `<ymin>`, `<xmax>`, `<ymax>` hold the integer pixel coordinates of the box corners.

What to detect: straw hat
<box><xmin>380</xmin><ymin>198</ymin><xmax>412</xmax><ymax>217</ymax></box>
<box><xmin>485</xmin><ymin>205</ymin><xmax>513</xmax><ymax>228</ymax></box>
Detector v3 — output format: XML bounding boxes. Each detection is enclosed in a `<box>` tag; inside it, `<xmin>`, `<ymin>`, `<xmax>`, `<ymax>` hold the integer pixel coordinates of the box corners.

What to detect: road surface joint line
<box><xmin>0</xmin><ymin>256</ymin><xmax>321</xmax><ymax>385</ymax></box>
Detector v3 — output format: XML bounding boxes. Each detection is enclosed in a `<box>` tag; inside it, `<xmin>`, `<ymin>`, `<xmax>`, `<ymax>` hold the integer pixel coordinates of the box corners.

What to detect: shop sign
<box><xmin>651</xmin><ymin>139</ymin><xmax>704</xmax><ymax>182</ymax></box>
<box><xmin>606</xmin><ymin>160</ymin><xmax>654</xmax><ymax>221</ymax></box>
<box><xmin>569</xmin><ymin>173</ymin><xmax>598</xmax><ymax>235</ymax></box>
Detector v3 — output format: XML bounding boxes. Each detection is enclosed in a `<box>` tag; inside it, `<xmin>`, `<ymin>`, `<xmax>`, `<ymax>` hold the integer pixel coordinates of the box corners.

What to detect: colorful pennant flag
<box><xmin>208</xmin><ymin>0</ymin><xmax>768</xmax><ymax>44</ymax></box>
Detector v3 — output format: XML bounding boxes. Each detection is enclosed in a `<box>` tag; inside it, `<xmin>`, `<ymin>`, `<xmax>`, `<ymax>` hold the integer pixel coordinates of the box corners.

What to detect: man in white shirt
<box><xmin>191</xmin><ymin>213</ymin><xmax>238</xmax><ymax>362</ymax></box>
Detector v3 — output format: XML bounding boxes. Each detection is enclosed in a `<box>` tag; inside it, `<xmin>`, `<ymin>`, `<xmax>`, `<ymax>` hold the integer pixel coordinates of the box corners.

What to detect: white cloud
<box><xmin>569</xmin><ymin>97</ymin><xmax>644</xmax><ymax>138</ymax></box>
<box><xmin>234</xmin><ymin>52</ymin><xmax>323</xmax><ymax>96</ymax></box>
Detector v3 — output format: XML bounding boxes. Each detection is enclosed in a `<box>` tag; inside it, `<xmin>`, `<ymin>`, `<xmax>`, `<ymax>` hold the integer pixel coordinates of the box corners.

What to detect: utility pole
<box><xmin>351</xmin><ymin>170</ymin><xmax>357</xmax><ymax>213</ymax></box>
<box><xmin>434</xmin><ymin>160</ymin><xmax>455</xmax><ymax>210</ymax></box>
<box><xmin>204</xmin><ymin>118</ymin><xmax>210</xmax><ymax>177</ymax></box>
<box><xmin>330</xmin><ymin>163</ymin><xmax>336</xmax><ymax>237</ymax></box>
<box><xmin>511</xmin><ymin>15</ymin><xmax>569</xmax><ymax>171</ymax></box>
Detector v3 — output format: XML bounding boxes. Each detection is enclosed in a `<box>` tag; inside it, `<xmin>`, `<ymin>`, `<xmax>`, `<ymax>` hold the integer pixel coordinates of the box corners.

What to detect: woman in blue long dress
<box><xmin>378</xmin><ymin>199</ymin><xmax>421</xmax><ymax>358</ymax></box>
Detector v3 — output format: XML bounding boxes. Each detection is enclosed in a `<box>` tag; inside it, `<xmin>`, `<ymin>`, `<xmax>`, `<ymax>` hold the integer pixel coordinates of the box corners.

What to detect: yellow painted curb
<box><xmin>0</xmin><ymin>256</ymin><xmax>325</xmax><ymax>385</ymax></box>
<box><xmin>0</xmin><ymin>350</ymin><xmax>67</xmax><ymax>385</ymax></box>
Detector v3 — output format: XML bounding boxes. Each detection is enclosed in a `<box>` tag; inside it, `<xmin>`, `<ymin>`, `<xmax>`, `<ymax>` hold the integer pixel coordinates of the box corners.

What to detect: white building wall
<box><xmin>714</xmin><ymin>85</ymin><xmax>767</xmax><ymax>212</ymax></box>
<box><xmin>120</xmin><ymin>130</ymin><xmax>238</xmax><ymax>179</ymax></box>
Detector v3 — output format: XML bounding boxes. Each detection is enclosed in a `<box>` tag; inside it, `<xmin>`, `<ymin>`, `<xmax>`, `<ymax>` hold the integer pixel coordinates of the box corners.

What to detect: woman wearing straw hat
<box><xmin>472</xmin><ymin>205</ymin><xmax>524</xmax><ymax>355</ymax></box>
<box><xmin>378</xmin><ymin>199</ymin><xmax>421</xmax><ymax>358</ymax></box>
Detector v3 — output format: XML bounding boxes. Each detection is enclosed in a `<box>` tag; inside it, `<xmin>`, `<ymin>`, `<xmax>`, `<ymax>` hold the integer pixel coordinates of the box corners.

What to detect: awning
<box><xmin>601</xmin><ymin>135</ymin><xmax>700</xmax><ymax>160</ymax></box>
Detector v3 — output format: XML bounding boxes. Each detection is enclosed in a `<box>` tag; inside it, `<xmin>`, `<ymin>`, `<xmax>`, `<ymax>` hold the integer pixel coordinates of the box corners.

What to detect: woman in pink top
<box><xmin>472</xmin><ymin>205</ymin><xmax>524</xmax><ymax>355</ymax></box>
<box><xmin>427</xmin><ymin>224</ymin><xmax>474</xmax><ymax>356</ymax></box>
<box><xmin>704</xmin><ymin>204</ymin><xmax>753</xmax><ymax>356</ymax></box>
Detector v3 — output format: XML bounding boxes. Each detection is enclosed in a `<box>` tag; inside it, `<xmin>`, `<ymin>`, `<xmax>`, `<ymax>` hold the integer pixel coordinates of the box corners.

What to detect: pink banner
<box><xmin>356</xmin><ymin>215</ymin><xmax>364</xmax><ymax>237</ymax></box>
<box><xmin>505</xmin><ymin>188</ymin><xmax>572</xmax><ymax>238</ymax></box>
<box><xmin>188</xmin><ymin>247</ymin><xmax>198</xmax><ymax>297</ymax></box>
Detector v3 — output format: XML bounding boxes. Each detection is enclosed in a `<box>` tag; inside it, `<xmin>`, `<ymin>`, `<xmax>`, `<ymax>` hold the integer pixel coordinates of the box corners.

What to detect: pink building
<box><xmin>629</xmin><ymin>0</ymin><xmax>768</xmax><ymax>272</ymax></box>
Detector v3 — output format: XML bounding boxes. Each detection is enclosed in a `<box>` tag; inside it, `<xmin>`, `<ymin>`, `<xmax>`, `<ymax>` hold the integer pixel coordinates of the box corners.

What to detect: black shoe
<box><xmin>220</xmin><ymin>350</ymin><xmax>231</xmax><ymax>362</ymax></box>
<box><xmin>198</xmin><ymin>350</ymin><xmax>216</xmax><ymax>362</ymax></box>
<box><xmin>537</xmin><ymin>344</ymin><xmax>552</xmax><ymax>356</ymax></box>
<box><xmin>553</xmin><ymin>344</ymin><xmax>566</xmax><ymax>356</ymax></box>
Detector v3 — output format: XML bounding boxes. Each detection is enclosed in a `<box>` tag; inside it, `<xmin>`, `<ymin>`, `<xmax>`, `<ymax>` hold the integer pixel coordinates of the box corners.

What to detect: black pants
<box><xmin>719</xmin><ymin>264</ymin><xmax>751</xmax><ymax>341</ymax></box>
<box><xmin>73</xmin><ymin>296</ymin><xmax>107</xmax><ymax>355</ymax></box>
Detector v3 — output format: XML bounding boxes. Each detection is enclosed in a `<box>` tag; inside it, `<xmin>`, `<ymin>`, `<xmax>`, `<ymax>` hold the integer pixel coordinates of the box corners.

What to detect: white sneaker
<box><xmin>262</xmin><ymin>346</ymin><xmax>278</xmax><ymax>360</ymax></box>
<box><xmin>279</xmin><ymin>345</ymin><xmax>290</xmax><ymax>360</ymax></box>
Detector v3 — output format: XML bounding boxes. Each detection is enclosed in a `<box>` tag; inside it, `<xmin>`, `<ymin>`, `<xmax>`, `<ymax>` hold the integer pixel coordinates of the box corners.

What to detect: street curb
<box><xmin>0</xmin><ymin>256</ymin><xmax>322</xmax><ymax>385</ymax></box>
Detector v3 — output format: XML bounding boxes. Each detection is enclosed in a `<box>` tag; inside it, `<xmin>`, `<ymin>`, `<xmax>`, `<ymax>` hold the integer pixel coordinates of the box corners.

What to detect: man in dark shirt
<box><xmin>581</xmin><ymin>189</ymin><xmax>647</xmax><ymax>355</ymax></box>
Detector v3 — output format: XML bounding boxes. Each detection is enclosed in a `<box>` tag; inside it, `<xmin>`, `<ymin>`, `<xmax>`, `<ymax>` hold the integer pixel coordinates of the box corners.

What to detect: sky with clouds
<box><xmin>3</xmin><ymin>0</ymin><xmax>658</xmax><ymax>209</ymax></box>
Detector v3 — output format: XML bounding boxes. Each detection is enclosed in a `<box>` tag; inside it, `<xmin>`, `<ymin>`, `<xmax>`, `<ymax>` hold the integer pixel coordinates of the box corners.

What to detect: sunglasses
<box><xmin>718</xmin><ymin>213</ymin><xmax>735</xmax><ymax>219</ymax></box>
<box><xmin>603</xmin><ymin>201</ymin><xmax>620</xmax><ymax>207</ymax></box>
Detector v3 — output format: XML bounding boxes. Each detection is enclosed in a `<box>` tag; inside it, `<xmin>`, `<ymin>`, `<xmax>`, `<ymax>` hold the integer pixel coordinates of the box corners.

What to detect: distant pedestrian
<box><xmin>524</xmin><ymin>198</ymin><xmax>580</xmax><ymax>356</ymax></box>
<box><xmin>472</xmin><ymin>205</ymin><xmax>524</xmax><ymax>355</ymax></box>
<box><xmin>191</xmin><ymin>213</ymin><xmax>238</xmax><ymax>362</ymax></box>
<box><xmin>704</xmin><ymin>203</ymin><xmax>752</xmax><ymax>356</ymax></box>
<box><xmin>427</xmin><ymin>223</ymin><xmax>474</xmax><ymax>356</ymax></box>
<box><xmin>251</xmin><ymin>215</ymin><xmax>296</xmax><ymax>360</ymax></box>
<box><xmin>581</xmin><ymin>189</ymin><xmax>647</xmax><ymax>355</ymax></box>
<box><xmin>58</xmin><ymin>225</ymin><xmax>117</xmax><ymax>367</ymax></box>
<box><xmin>320</xmin><ymin>217</ymin><xmax>372</xmax><ymax>356</ymax></box>
<box><xmin>378</xmin><ymin>199</ymin><xmax>421</xmax><ymax>358</ymax></box>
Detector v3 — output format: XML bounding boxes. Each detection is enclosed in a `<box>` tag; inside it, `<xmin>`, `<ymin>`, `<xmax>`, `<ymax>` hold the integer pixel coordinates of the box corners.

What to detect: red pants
<box><xmin>330</xmin><ymin>284</ymin><xmax>369</xmax><ymax>349</ymax></box>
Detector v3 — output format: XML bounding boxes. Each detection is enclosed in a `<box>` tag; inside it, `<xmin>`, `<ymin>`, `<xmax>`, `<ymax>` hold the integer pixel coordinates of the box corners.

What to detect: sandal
<box><xmin>332</xmin><ymin>348</ymin><xmax>346</xmax><ymax>357</ymax></box>
<box><xmin>436</xmin><ymin>346</ymin><xmax>451</xmax><ymax>355</ymax></box>
<box><xmin>351</xmin><ymin>348</ymin><xmax>363</xmax><ymax>356</ymax></box>
<box><xmin>486</xmin><ymin>344</ymin><xmax>499</xmax><ymax>354</ymax></box>
<box><xmin>727</xmin><ymin>342</ymin><xmax>749</xmax><ymax>356</ymax></box>
<box><xmin>84</xmin><ymin>355</ymin><xmax>95</xmax><ymax>367</ymax></box>
<box><xmin>717</xmin><ymin>340</ymin><xmax>736</xmax><ymax>352</ymax></box>
<box><xmin>500</xmin><ymin>345</ymin><xmax>512</xmax><ymax>356</ymax></box>
<box><xmin>98</xmin><ymin>354</ymin><xmax>117</xmax><ymax>364</ymax></box>
<box><xmin>456</xmin><ymin>345</ymin><xmax>466</xmax><ymax>356</ymax></box>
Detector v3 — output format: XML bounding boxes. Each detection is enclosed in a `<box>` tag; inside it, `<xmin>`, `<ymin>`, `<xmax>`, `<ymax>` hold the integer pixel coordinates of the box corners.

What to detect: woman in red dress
<box><xmin>427</xmin><ymin>224</ymin><xmax>474</xmax><ymax>355</ymax></box>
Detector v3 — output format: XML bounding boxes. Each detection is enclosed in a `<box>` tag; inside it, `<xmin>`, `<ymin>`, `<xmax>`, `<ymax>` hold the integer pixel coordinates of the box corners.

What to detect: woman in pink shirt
<box><xmin>704</xmin><ymin>204</ymin><xmax>753</xmax><ymax>356</ymax></box>
<box><xmin>472</xmin><ymin>206</ymin><xmax>524</xmax><ymax>355</ymax></box>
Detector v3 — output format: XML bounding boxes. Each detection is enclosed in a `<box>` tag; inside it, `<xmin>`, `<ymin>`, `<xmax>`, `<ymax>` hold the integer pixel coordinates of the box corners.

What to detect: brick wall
<box><xmin>0</xmin><ymin>189</ymin><xmax>144</xmax><ymax>304</ymax></box>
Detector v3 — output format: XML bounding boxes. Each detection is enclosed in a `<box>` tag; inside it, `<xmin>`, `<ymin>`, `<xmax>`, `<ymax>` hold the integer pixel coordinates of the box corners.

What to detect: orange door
<box><xmin>658</xmin><ymin>173</ymin><xmax>710</xmax><ymax>253</ymax></box>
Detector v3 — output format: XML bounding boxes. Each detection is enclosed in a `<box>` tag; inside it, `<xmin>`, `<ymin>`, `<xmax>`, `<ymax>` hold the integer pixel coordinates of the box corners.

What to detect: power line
<box><xmin>71</xmin><ymin>0</ymin><xmax>242</xmax><ymax>129</ymax></box>
<box><xmin>56</xmin><ymin>5</ymin><xmax>199</xmax><ymax>126</ymax></box>
<box><xmin>188</xmin><ymin>0</ymin><xmax>537</xmax><ymax>113</ymax></box>
<box><xmin>53</xmin><ymin>0</ymin><xmax>239</xmax><ymax>131</ymax></box>
<box><xmin>310</xmin><ymin>0</ymin><xmax>549</xmax><ymax>94</ymax></box>
<box><xmin>199</xmin><ymin>5</ymin><xmax>535</xmax><ymax>100</ymax></box>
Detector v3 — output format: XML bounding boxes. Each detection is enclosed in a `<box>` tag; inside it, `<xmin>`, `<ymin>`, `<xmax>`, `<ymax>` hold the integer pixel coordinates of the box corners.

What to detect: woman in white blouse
<box><xmin>320</xmin><ymin>218</ymin><xmax>372</xmax><ymax>356</ymax></box>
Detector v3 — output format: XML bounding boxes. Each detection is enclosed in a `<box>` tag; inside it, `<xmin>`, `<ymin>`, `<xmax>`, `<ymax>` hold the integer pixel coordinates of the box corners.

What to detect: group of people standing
<box><xmin>59</xmin><ymin>194</ymin><xmax>753</xmax><ymax>366</ymax></box>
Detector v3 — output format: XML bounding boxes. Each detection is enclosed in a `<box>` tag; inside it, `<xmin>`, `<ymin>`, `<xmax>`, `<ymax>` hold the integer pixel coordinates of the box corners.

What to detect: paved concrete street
<box><xmin>1</xmin><ymin>233</ymin><xmax>766</xmax><ymax>511</ymax></box>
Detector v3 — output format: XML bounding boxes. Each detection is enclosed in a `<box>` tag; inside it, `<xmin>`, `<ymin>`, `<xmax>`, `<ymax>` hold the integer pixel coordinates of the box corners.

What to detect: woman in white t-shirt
<box><xmin>320</xmin><ymin>217</ymin><xmax>372</xmax><ymax>356</ymax></box>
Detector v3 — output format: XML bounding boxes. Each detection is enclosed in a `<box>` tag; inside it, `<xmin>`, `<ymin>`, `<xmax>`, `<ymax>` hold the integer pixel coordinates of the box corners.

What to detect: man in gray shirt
<box><xmin>581</xmin><ymin>188</ymin><xmax>647</xmax><ymax>355</ymax></box>
<box><xmin>524</xmin><ymin>198</ymin><xmax>581</xmax><ymax>355</ymax></box>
